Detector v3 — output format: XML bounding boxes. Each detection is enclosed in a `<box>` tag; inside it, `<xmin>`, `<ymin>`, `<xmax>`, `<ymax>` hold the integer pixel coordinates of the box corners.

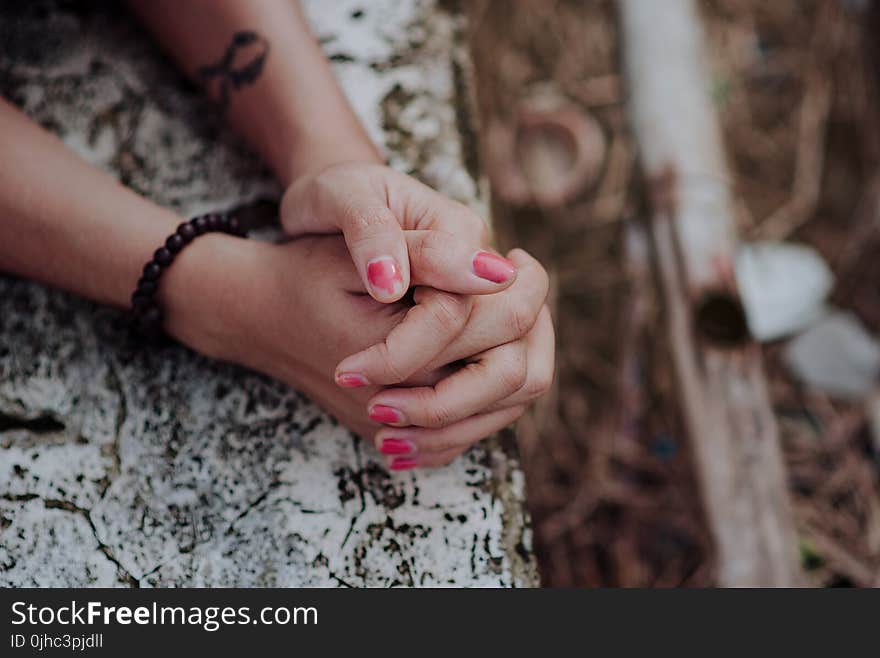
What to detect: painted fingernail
<box><xmin>380</xmin><ymin>438</ymin><xmax>415</xmax><ymax>455</ymax></box>
<box><xmin>369</xmin><ymin>404</ymin><xmax>405</xmax><ymax>424</ymax></box>
<box><xmin>336</xmin><ymin>372</ymin><xmax>369</xmax><ymax>388</ymax></box>
<box><xmin>367</xmin><ymin>256</ymin><xmax>405</xmax><ymax>300</ymax></box>
<box><xmin>390</xmin><ymin>457</ymin><xmax>418</xmax><ymax>471</ymax></box>
<box><xmin>472</xmin><ymin>251</ymin><xmax>516</xmax><ymax>283</ymax></box>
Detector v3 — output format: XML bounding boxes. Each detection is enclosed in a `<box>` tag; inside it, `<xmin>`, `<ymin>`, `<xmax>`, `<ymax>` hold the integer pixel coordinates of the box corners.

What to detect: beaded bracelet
<box><xmin>130</xmin><ymin>213</ymin><xmax>245</xmax><ymax>342</ymax></box>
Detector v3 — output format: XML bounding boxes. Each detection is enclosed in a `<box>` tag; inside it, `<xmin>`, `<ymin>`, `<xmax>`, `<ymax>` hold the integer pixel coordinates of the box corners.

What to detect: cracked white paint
<box><xmin>0</xmin><ymin>0</ymin><xmax>536</xmax><ymax>587</ymax></box>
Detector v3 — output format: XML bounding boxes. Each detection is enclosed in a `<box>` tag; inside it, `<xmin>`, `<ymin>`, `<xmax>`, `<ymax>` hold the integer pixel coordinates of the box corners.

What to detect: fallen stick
<box><xmin>619</xmin><ymin>0</ymin><xmax>802</xmax><ymax>586</ymax></box>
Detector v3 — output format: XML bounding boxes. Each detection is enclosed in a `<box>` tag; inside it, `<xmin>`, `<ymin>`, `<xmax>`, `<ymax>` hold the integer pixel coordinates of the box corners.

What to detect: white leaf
<box><xmin>784</xmin><ymin>310</ymin><xmax>880</xmax><ymax>399</ymax></box>
<box><xmin>736</xmin><ymin>242</ymin><xmax>833</xmax><ymax>342</ymax></box>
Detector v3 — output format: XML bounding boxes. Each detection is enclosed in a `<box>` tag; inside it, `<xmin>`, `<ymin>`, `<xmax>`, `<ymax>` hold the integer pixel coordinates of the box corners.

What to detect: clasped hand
<box><xmin>213</xmin><ymin>162</ymin><xmax>554</xmax><ymax>470</ymax></box>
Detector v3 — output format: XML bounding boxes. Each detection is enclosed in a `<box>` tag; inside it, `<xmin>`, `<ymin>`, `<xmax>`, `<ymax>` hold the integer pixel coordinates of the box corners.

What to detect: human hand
<box><xmin>171</xmin><ymin>234</ymin><xmax>410</xmax><ymax>439</ymax></box>
<box><xmin>162</xmin><ymin>231</ymin><xmax>479</xmax><ymax>439</ymax></box>
<box><xmin>280</xmin><ymin>161</ymin><xmax>520</xmax><ymax>302</ymax></box>
<box><xmin>334</xmin><ymin>248</ymin><xmax>555</xmax><ymax>469</ymax></box>
<box><xmin>162</xmin><ymin>232</ymin><xmax>553</xmax><ymax>467</ymax></box>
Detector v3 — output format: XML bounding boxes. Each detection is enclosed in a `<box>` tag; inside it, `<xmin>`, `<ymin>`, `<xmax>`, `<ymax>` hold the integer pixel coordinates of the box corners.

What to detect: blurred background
<box><xmin>466</xmin><ymin>0</ymin><xmax>880</xmax><ymax>587</ymax></box>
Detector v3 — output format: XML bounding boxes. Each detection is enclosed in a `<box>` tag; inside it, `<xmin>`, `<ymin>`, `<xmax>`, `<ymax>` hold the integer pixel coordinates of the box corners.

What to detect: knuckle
<box><xmin>499</xmin><ymin>352</ymin><xmax>528</xmax><ymax>395</ymax></box>
<box><xmin>516</xmin><ymin>251</ymin><xmax>550</xmax><ymax>299</ymax></box>
<box><xmin>524</xmin><ymin>368</ymin><xmax>553</xmax><ymax>400</ymax></box>
<box><xmin>507</xmin><ymin>297</ymin><xmax>538</xmax><ymax>338</ymax></box>
<box><xmin>419</xmin><ymin>395</ymin><xmax>456</xmax><ymax>429</ymax></box>
<box><xmin>535</xmin><ymin>265</ymin><xmax>550</xmax><ymax>302</ymax></box>
<box><xmin>521</xmin><ymin>260</ymin><xmax>550</xmax><ymax>302</ymax></box>
<box><xmin>374</xmin><ymin>342</ymin><xmax>408</xmax><ymax>383</ymax></box>
<box><xmin>407</xmin><ymin>234</ymin><xmax>434</xmax><ymax>270</ymax></box>
<box><xmin>410</xmin><ymin>231</ymin><xmax>454</xmax><ymax>270</ymax></box>
<box><xmin>425</xmin><ymin>406</ymin><xmax>455</xmax><ymax>429</ymax></box>
<box><xmin>343</xmin><ymin>204</ymin><xmax>395</xmax><ymax>241</ymax></box>
<box><xmin>426</xmin><ymin>292</ymin><xmax>469</xmax><ymax>335</ymax></box>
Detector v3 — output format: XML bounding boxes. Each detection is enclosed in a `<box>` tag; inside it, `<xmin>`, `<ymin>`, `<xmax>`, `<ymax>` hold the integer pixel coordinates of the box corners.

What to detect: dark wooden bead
<box><xmin>131</xmin><ymin>292</ymin><xmax>152</xmax><ymax>311</ymax></box>
<box><xmin>206</xmin><ymin>214</ymin><xmax>222</xmax><ymax>231</ymax></box>
<box><xmin>132</xmin><ymin>211</ymin><xmax>251</xmax><ymax>341</ymax></box>
<box><xmin>137</xmin><ymin>277</ymin><xmax>158</xmax><ymax>296</ymax></box>
<box><xmin>177</xmin><ymin>222</ymin><xmax>197</xmax><ymax>242</ymax></box>
<box><xmin>139</xmin><ymin>305</ymin><xmax>163</xmax><ymax>330</ymax></box>
<box><xmin>166</xmin><ymin>234</ymin><xmax>184</xmax><ymax>252</ymax></box>
<box><xmin>143</xmin><ymin>261</ymin><xmax>162</xmax><ymax>280</ymax></box>
<box><xmin>153</xmin><ymin>247</ymin><xmax>173</xmax><ymax>267</ymax></box>
<box><xmin>192</xmin><ymin>216</ymin><xmax>209</xmax><ymax>235</ymax></box>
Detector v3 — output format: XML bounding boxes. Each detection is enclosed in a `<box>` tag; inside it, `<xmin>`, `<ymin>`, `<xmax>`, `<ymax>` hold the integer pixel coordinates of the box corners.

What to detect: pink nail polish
<box><xmin>367</xmin><ymin>256</ymin><xmax>404</xmax><ymax>298</ymax></box>
<box><xmin>336</xmin><ymin>372</ymin><xmax>369</xmax><ymax>388</ymax></box>
<box><xmin>380</xmin><ymin>438</ymin><xmax>415</xmax><ymax>455</ymax></box>
<box><xmin>369</xmin><ymin>404</ymin><xmax>404</xmax><ymax>424</ymax></box>
<box><xmin>390</xmin><ymin>457</ymin><xmax>418</xmax><ymax>471</ymax></box>
<box><xmin>472</xmin><ymin>251</ymin><xmax>516</xmax><ymax>284</ymax></box>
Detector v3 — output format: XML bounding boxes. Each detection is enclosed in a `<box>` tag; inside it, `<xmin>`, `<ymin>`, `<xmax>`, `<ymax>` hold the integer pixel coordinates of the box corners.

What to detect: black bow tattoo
<box><xmin>198</xmin><ymin>31</ymin><xmax>270</xmax><ymax>110</ymax></box>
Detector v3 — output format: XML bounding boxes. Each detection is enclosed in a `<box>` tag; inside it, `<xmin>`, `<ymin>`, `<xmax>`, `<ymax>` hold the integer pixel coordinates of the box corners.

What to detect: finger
<box><xmin>404</xmin><ymin>230</ymin><xmax>517</xmax><ymax>293</ymax></box>
<box><xmin>485</xmin><ymin>305</ymin><xmax>555</xmax><ymax>411</ymax></box>
<box><xmin>422</xmin><ymin>248</ymin><xmax>550</xmax><ymax>371</ymax></box>
<box><xmin>334</xmin><ymin>237</ymin><xmax>526</xmax><ymax>386</ymax></box>
<box><xmin>366</xmin><ymin>340</ymin><xmax>528</xmax><ymax>428</ymax></box>
<box><xmin>384</xmin><ymin>447</ymin><xmax>466</xmax><ymax>471</ymax></box>
<box><xmin>374</xmin><ymin>405</ymin><xmax>525</xmax><ymax>459</ymax></box>
<box><xmin>335</xmin><ymin>288</ymin><xmax>471</xmax><ymax>387</ymax></box>
<box><xmin>281</xmin><ymin>167</ymin><xmax>410</xmax><ymax>303</ymax></box>
<box><xmin>384</xmin><ymin>169</ymin><xmax>490</xmax><ymax>246</ymax></box>
<box><xmin>341</xmin><ymin>247</ymin><xmax>538</xmax><ymax>389</ymax></box>
<box><xmin>343</xmin><ymin>204</ymin><xmax>411</xmax><ymax>303</ymax></box>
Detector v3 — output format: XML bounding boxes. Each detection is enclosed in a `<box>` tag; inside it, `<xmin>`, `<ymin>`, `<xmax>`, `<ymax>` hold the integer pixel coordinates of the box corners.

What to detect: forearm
<box><xmin>127</xmin><ymin>0</ymin><xmax>380</xmax><ymax>186</ymax></box>
<box><xmin>0</xmin><ymin>98</ymin><xmax>242</xmax><ymax>358</ymax></box>
<box><xmin>0</xmin><ymin>98</ymin><xmax>183</xmax><ymax>307</ymax></box>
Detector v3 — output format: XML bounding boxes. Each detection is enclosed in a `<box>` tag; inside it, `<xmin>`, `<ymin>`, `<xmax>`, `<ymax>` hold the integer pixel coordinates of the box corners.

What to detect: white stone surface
<box><xmin>0</xmin><ymin>0</ymin><xmax>536</xmax><ymax>587</ymax></box>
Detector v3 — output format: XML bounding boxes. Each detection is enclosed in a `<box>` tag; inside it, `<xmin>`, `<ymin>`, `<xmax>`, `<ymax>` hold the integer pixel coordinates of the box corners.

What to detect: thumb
<box><xmin>341</xmin><ymin>204</ymin><xmax>410</xmax><ymax>303</ymax></box>
<box><xmin>281</xmin><ymin>174</ymin><xmax>411</xmax><ymax>303</ymax></box>
<box><xmin>404</xmin><ymin>230</ymin><xmax>517</xmax><ymax>294</ymax></box>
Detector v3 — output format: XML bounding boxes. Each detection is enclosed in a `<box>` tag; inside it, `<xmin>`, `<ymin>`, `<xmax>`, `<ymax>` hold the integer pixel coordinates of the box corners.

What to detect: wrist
<box><xmin>156</xmin><ymin>232</ymin><xmax>255</xmax><ymax>361</ymax></box>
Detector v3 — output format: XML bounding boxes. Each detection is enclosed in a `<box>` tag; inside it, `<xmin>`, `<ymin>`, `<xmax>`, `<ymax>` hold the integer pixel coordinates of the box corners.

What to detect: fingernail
<box><xmin>472</xmin><ymin>251</ymin><xmax>516</xmax><ymax>283</ymax></box>
<box><xmin>367</xmin><ymin>256</ymin><xmax>405</xmax><ymax>299</ymax></box>
<box><xmin>380</xmin><ymin>438</ymin><xmax>415</xmax><ymax>455</ymax></box>
<box><xmin>336</xmin><ymin>372</ymin><xmax>369</xmax><ymax>388</ymax></box>
<box><xmin>369</xmin><ymin>404</ymin><xmax>405</xmax><ymax>425</ymax></box>
<box><xmin>390</xmin><ymin>457</ymin><xmax>418</xmax><ymax>471</ymax></box>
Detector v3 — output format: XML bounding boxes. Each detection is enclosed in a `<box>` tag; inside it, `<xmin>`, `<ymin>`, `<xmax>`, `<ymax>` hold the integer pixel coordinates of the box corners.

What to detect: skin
<box><xmin>0</xmin><ymin>1</ymin><xmax>555</xmax><ymax>470</ymax></box>
<box><xmin>192</xmin><ymin>235</ymin><xmax>554</xmax><ymax>449</ymax></box>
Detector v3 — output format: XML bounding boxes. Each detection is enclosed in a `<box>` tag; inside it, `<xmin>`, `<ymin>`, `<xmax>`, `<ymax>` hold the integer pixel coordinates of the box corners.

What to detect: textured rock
<box><xmin>0</xmin><ymin>0</ymin><xmax>536</xmax><ymax>587</ymax></box>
